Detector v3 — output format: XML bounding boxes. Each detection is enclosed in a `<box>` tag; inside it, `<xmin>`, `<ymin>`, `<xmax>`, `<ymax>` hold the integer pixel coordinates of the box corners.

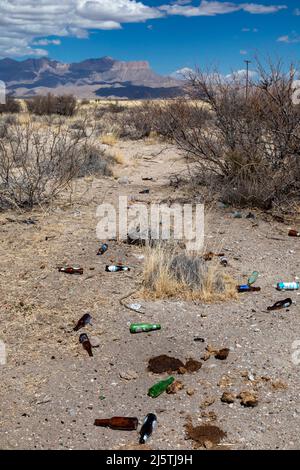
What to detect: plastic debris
<box><xmin>276</xmin><ymin>281</ymin><xmax>299</xmax><ymax>291</ymax></box>
<box><xmin>97</xmin><ymin>243</ymin><xmax>108</xmax><ymax>255</ymax></box>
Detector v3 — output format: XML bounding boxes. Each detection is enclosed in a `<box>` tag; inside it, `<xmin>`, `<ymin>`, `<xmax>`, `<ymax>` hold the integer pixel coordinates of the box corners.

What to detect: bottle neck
<box><xmin>94</xmin><ymin>419</ymin><xmax>110</xmax><ymax>427</ymax></box>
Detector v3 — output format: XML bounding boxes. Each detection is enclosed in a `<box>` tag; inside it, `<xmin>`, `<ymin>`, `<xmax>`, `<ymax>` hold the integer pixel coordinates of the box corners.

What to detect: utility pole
<box><xmin>244</xmin><ymin>60</ymin><xmax>251</xmax><ymax>100</ymax></box>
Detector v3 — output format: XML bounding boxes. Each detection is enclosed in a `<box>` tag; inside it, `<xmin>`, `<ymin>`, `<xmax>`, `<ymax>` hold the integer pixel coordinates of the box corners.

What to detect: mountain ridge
<box><xmin>0</xmin><ymin>56</ymin><xmax>182</xmax><ymax>99</ymax></box>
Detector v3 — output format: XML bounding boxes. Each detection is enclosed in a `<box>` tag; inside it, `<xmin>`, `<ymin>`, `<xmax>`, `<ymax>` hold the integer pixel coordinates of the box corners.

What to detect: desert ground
<box><xmin>0</xmin><ymin>130</ymin><xmax>300</xmax><ymax>451</ymax></box>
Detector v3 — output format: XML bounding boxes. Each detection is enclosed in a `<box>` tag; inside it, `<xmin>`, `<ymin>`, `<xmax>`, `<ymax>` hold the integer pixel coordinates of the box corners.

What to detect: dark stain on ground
<box><xmin>148</xmin><ymin>355</ymin><xmax>184</xmax><ymax>373</ymax></box>
<box><xmin>185</xmin><ymin>358</ymin><xmax>202</xmax><ymax>372</ymax></box>
<box><xmin>185</xmin><ymin>420</ymin><xmax>227</xmax><ymax>449</ymax></box>
<box><xmin>148</xmin><ymin>356</ymin><xmax>202</xmax><ymax>374</ymax></box>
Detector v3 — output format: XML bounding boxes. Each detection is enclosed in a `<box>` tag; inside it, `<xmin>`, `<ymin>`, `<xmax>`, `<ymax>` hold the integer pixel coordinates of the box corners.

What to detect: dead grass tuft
<box><xmin>101</xmin><ymin>133</ymin><xmax>118</xmax><ymax>146</ymax></box>
<box><xmin>141</xmin><ymin>243</ymin><xmax>237</xmax><ymax>302</ymax></box>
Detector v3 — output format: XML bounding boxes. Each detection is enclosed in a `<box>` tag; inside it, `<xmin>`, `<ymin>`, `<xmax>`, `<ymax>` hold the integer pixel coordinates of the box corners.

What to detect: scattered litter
<box><xmin>232</xmin><ymin>211</ymin><xmax>242</xmax><ymax>218</ymax></box>
<box><xmin>73</xmin><ymin>313</ymin><xmax>92</xmax><ymax>332</ymax></box>
<box><xmin>58</xmin><ymin>265</ymin><xmax>83</xmax><ymax>275</ymax></box>
<box><xmin>166</xmin><ymin>380</ymin><xmax>184</xmax><ymax>394</ymax></box>
<box><xmin>276</xmin><ymin>281</ymin><xmax>299</xmax><ymax>291</ymax></box>
<box><xmin>237</xmin><ymin>284</ymin><xmax>261</xmax><ymax>293</ymax></box>
<box><xmin>246</xmin><ymin>212</ymin><xmax>255</xmax><ymax>219</ymax></box>
<box><xmin>106</xmin><ymin>265</ymin><xmax>130</xmax><ymax>272</ymax></box>
<box><xmin>79</xmin><ymin>333</ymin><xmax>93</xmax><ymax>357</ymax></box>
<box><xmin>288</xmin><ymin>229</ymin><xmax>300</xmax><ymax>237</ymax></box>
<box><xmin>267</xmin><ymin>298</ymin><xmax>292</xmax><ymax>311</ymax></box>
<box><xmin>203</xmin><ymin>252</ymin><xmax>225</xmax><ymax>261</ymax></box>
<box><xmin>99</xmin><ymin>395</ymin><xmax>106</xmax><ymax>401</ymax></box>
<box><xmin>148</xmin><ymin>355</ymin><xmax>184</xmax><ymax>374</ymax></box>
<box><xmin>130</xmin><ymin>323</ymin><xmax>161</xmax><ymax>334</ymax></box>
<box><xmin>194</xmin><ymin>337</ymin><xmax>205</xmax><ymax>342</ymax></box>
<box><xmin>148</xmin><ymin>377</ymin><xmax>175</xmax><ymax>398</ymax></box>
<box><xmin>128</xmin><ymin>303</ymin><xmax>142</xmax><ymax>312</ymax></box>
<box><xmin>142</xmin><ymin>177</ymin><xmax>153</xmax><ymax>181</ymax></box>
<box><xmin>247</xmin><ymin>271</ymin><xmax>259</xmax><ymax>286</ymax></box>
<box><xmin>220</xmin><ymin>256</ymin><xmax>228</xmax><ymax>267</ymax></box>
<box><xmin>186</xmin><ymin>388</ymin><xmax>195</xmax><ymax>396</ymax></box>
<box><xmin>139</xmin><ymin>189</ymin><xmax>150</xmax><ymax>194</ymax></box>
<box><xmin>97</xmin><ymin>243</ymin><xmax>108</xmax><ymax>255</ymax></box>
<box><xmin>221</xmin><ymin>392</ymin><xmax>235</xmax><ymax>404</ymax></box>
<box><xmin>139</xmin><ymin>413</ymin><xmax>157</xmax><ymax>444</ymax></box>
<box><xmin>237</xmin><ymin>391</ymin><xmax>258</xmax><ymax>407</ymax></box>
<box><xmin>94</xmin><ymin>417</ymin><xmax>138</xmax><ymax>430</ymax></box>
<box><xmin>185</xmin><ymin>420</ymin><xmax>227</xmax><ymax>449</ymax></box>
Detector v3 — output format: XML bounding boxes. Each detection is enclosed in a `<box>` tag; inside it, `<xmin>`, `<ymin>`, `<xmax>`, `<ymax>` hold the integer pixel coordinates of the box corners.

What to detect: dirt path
<box><xmin>0</xmin><ymin>140</ymin><xmax>300</xmax><ymax>450</ymax></box>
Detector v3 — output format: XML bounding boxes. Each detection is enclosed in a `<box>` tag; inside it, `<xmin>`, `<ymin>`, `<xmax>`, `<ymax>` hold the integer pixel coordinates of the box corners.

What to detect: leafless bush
<box><xmin>164</xmin><ymin>61</ymin><xmax>300</xmax><ymax>209</ymax></box>
<box><xmin>0</xmin><ymin>117</ymin><xmax>101</xmax><ymax>209</ymax></box>
<box><xmin>27</xmin><ymin>93</ymin><xmax>77</xmax><ymax>116</ymax></box>
<box><xmin>0</xmin><ymin>97</ymin><xmax>21</xmax><ymax>114</ymax></box>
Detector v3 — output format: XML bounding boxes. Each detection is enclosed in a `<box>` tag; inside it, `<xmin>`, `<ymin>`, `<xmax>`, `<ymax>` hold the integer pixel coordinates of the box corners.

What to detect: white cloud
<box><xmin>277</xmin><ymin>32</ymin><xmax>300</xmax><ymax>44</ymax></box>
<box><xmin>32</xmin><ymin>39</ymin><xmax>61</xmax><ymax>46</ymax></box>
<box><xmin>170</xmin><ymin>67</ymin><xmax>196</xmax><ymax>79</ymax></box>
<box><xmin>0</xmin><ymin>0</ymin><xmax>288</xmax><ymax>58</ymax></box>
<box><xmin>160</xmin><ymin>1</ymin><xmax>287</xmax><ymax>17</ymax></box>
<box><xmin>240</xmin><ymin>49</ymin><xmax>248</xmax><ymax>55</ymax></box>
<box><xmin>0</xmin><ymin>0</ymin><xmax>163</xmax><ymax>57</ymax></box>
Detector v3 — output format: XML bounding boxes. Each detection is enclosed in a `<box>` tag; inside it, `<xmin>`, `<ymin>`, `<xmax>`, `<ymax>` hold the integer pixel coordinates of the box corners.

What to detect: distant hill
<box><xmin>0</xmin><ymin>56</ymin><xmax>183</xmax><ymax>99</ymax></box>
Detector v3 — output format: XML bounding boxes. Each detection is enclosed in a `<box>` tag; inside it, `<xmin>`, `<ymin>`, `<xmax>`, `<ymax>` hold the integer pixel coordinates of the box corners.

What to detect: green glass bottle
<box><xmin>248</xmin><ymin>271</ymin><xmax>259</xmax><ymax>286</ymax></box>
<box><xmin>148</xmin><ymin>377</ymin><xmax>175</xmax><ymax>398</ymax></box>
<box><xmin>130</xmin><ymin>323</ymin><xmax>161</xmax><ymax>334</ymax></box>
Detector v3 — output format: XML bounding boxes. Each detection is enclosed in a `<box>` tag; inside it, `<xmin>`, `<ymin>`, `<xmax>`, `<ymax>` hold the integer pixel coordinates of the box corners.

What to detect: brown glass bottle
<box><xmin>94</xmin><ymin>417</ymin><xmax>138</xmax><ymax>430</ymax></box>
<box><xmin>58</xmin><ymin>266</ymin><xmax>83</xmax><ymax>275</ymax></box>
<box><xmin>288</xmin><ymin>229</ymin><xmax>300</xmax><ymax>237</ymax></box>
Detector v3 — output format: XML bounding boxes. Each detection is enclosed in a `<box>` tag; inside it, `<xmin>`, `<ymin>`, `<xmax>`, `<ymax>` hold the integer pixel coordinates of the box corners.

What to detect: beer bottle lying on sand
<box><xmin>94</xmin><ymin>417</ymin><xmax>138</xmax><ymax>431</ymax></box>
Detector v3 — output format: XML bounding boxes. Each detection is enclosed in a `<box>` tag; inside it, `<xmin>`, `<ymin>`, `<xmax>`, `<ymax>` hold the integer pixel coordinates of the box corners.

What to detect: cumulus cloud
<box><xmin>32</xmin><ymin>39</ymin><xmax>61</xmax><ymax>46</ymax></box>
<box><xmin>159</xmin><ymin>1</ymin><xmax>287</xmax><ymax>17</ymax></box>
<box><xmin>170</xmin><ymin>67</ymin><xmax>196</xmax><ymax>79</ymax></box>
<box><xmin>0</xmin><ymin>0</ymin><xmax>163</xmax><ymax>57</ymax></box>
<box><xmin>0</xmin><ymin>0</ymin><xmax>288</xmax><ymax>58</ymax></box>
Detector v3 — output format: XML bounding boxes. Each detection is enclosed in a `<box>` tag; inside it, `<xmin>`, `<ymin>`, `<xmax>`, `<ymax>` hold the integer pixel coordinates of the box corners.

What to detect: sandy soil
<box><xmin>0</xmin><ymin>139</ymin><xmax>299</xmax><ymax>450</ymax></box>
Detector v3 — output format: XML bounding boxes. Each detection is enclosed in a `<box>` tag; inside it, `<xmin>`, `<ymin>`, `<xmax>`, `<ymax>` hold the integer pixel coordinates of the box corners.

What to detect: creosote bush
<box><xmin>0</xmin><ymin>97</ymin><xmax>21</xmax><ymax>114</ymax></box>
<box><xmin>162</xmin><ymin>61</ymin><xmax>300</xmax><ymax>209</ymax></box>
<box><xmin>0</xmin><ymin>116</ymin><xmax>108</xmax><ymax>209</ymax></box>
<box><xmin>27</xmin><ymin>93</ymin><xmax>76</xmax><ymax>116</ymax></box>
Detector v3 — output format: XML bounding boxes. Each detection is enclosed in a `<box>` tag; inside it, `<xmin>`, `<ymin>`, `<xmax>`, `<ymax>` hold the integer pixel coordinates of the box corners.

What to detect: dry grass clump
<box><xmin>141</xmin><ymin>244</ymin><xmax>237</xmax><ymax>301</ymax></box>
<box><xmin>101</xmin><ymin>133</ymin><xmax>119</xmax><ymax>146</ymax></box>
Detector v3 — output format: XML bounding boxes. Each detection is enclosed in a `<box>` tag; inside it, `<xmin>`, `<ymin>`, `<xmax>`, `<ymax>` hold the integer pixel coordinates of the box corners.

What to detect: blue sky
<box><xmin>0</xmin><ymin>1</ymin><xmax>298</xmax><ymax>75</ymax></box>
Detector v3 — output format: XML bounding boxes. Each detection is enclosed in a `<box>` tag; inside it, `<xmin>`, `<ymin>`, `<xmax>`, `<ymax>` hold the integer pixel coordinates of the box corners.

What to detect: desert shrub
<box><xmin>163</xmin><ymin>61</ymin><xmax>300</xmax><ymax>209</ymax></box>
<box><xmin>117</xmin><ymin>104</ymin><xmax>152</xmax><ymax>139</ymax></box>
<box><xmin>0</xmin><ymin>97</ymin><xmax>21</xmax><ymax>114</ymax></box>
<box><xmin>27</xmin><ymin>93</ymin><xmax>76</xmax><ymax>116</ymax></box>
<box><xmin>77</xmin><ymin>145</ymin><xmax>113</xmax><ymax>177</ymax></box>
<box><xmin>142</xmin><ymin>244</ymin><xmax>236</xmax><ymax>301</ymax></box>
<box><xmin>0</xmin><ymin>117</ymin><xmax>101</xmax><ymax>209</ymax></box>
